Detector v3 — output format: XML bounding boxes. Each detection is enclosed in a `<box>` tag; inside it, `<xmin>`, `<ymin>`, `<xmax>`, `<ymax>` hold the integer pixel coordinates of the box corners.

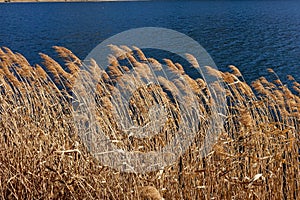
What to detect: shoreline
<box><xmin>0</xmin><ymin>0</ymin><xmax>142</xmax><ymax>2</ymax></box>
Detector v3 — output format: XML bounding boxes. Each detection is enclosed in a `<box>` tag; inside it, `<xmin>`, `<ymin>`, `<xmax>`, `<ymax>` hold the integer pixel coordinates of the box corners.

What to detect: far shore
<box><xmin>0</xmin><ymin>0</ymin><xmax>141</xmax><ymax>2</ymax></box>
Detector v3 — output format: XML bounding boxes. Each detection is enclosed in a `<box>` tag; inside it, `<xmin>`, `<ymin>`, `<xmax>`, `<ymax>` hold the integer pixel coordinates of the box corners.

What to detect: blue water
<box><xmin>0</xmin><ymin>1</ymin><xmax>300</xmax><ymax>83</ymax></box>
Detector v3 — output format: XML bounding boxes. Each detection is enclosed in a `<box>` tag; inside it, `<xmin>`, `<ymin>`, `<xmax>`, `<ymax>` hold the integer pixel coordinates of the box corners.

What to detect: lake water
<box><xmin>0</xmin><ymin>0</ymin><xmax>300</xmax><ymax>83</ymax></box>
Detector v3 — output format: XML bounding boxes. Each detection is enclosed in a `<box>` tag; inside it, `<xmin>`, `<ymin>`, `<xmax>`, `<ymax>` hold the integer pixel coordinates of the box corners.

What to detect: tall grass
<box><xmin>0</xmin><ymin>46</ymin><xmax>299</xmax><ymax>199</ymax></box>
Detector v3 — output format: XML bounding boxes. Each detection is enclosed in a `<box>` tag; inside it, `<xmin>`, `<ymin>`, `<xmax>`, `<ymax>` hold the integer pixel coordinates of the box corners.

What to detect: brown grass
<box><xmin>0</xmin><ymin>46</ymin><xmax>299</xmax><ymax>199</ymax></box>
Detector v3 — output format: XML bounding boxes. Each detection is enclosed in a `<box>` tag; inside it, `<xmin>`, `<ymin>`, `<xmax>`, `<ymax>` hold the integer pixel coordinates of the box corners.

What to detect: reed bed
<box><xmin>0</xmin><ymin>46</ymin><xmax>299</xmax><ymax>199</ymax></box>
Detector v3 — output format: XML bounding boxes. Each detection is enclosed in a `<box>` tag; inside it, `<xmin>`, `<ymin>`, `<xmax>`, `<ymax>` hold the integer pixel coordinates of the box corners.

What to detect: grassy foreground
<box><xmin>0</xmin><ymin>46</ymin><xmax>299</xmax><ymax>199</ymax></box>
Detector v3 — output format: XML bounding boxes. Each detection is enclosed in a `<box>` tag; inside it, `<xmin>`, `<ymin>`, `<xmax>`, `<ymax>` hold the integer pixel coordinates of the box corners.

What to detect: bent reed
<box><xmin>0</xmin><ymin>46</ymin><xmax>299</xmax><ymax>199</ymax></box>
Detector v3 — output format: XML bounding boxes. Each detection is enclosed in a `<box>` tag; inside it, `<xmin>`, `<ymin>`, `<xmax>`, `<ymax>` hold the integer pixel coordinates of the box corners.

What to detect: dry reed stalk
<box><xmin>185</xmin><ymin>53</ymin><xmax>200</xmax><ymax>69</ymax></box>
<box><xmin>0</xmin><ymin>61</ymin><xmax>22</xmax><ymax>88</ymax></box>
<box><xmin>34</xmin><ymin>64</ymin><xmax>48</xmax><ymax>81</ymax></box>
<box><xmin>147</xmin><ymin>58</ymin><xmax>163</xmax><ymax>71</ymax></box>
<box><xmin>53</xmin><ymin>46</ymin><xmax>81</xmax><ymax>65</ymax></box>
<box><xmin>163</xmin><ymin>58</ymin><xmax>180</xmax><ymax>74</ymax></box>
<box><xmin>229</xmin><ymin>65</ymin><xmax>242</xmax><ymax>77</ymax></box>
<box><xmin>108</xmin><ymin>44</ymin><xmax>126</xmax><ymax>60</ymax></box>
<box><xmin>205</xmin><ymin>66</ymin><xmax>223</xmax><ymax>78</ymax></box>
<box><xmin>120</xmin><ymin>45</ymin><xmax>133</xmax><ymax>53</ymax></box>
<box><xmin>132</xmin><ymin>46</ymin><xmax>147</xmax><ymax>62</ymax></box>
<box><xmin>107</xmin><ymin>54</ymin><xmax>121</xmax><ymax>68</ymax></box>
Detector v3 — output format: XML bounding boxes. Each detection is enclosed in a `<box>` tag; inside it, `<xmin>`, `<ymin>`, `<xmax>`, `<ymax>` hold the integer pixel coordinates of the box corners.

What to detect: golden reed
<box><xmin>0</xmin><ymin>46</ymin><xmax>299</xmax><ymax>199</ymax></box>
